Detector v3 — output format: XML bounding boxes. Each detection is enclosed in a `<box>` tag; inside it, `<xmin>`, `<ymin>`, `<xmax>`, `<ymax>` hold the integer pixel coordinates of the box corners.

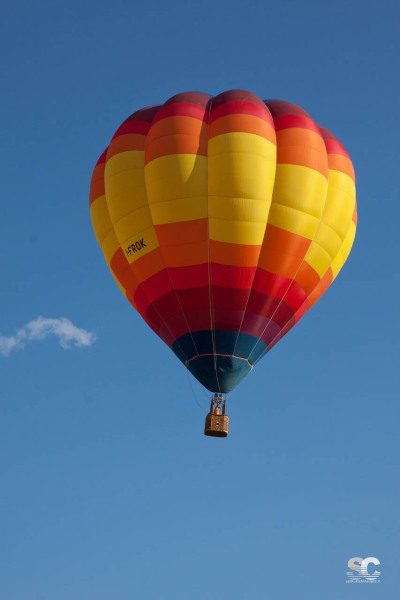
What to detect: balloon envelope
<box><xmin>90</xmin><ymin>90</ymin><xmax>357</xmax><ymax>393</ymax></box>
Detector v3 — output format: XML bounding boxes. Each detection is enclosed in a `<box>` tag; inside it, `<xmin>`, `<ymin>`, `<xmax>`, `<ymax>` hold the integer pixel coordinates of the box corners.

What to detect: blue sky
<box><xmin>1</xmin><ymin>0</ymin><xmax>399</xmax><ymax>598</ymax></box>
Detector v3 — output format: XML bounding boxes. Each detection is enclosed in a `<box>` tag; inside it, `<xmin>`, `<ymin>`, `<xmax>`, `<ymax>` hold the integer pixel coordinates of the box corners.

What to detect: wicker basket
<box><xmin>204</xmin><ymin>413</ymin><xmax>229</xmax><ymax>437</ymax></box>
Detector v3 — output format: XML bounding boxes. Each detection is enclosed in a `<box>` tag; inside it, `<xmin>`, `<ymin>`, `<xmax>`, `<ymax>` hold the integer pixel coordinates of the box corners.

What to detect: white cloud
<box><xmin>0</xmin><ymin>317</ymin><xmax>96</xmax><ymax>357</ymax></box>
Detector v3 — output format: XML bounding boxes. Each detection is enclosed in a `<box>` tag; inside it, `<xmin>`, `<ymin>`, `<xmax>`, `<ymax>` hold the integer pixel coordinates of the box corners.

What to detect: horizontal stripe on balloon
<box><xmin>251</xmin><ymin>271</ymin><xmax>307</xmax><ymax>311</ymax></box>
<box><xmin>209</xmin><ymin>240</ymin><xmax>261</xmax><ymax>266</ymax></box>
<box><xmin>109</xmin><ymin>248</ymin><xmax>139</xmax><ymax>294</ymax></box>
<box><xmin>154</xmin><ymin>218</ymin><xmax>208</xmax><ymax>246</ymax></box>
<box><xmin>151</xmin><ymin>102</ymin><xmax>209</xmax><ymax>124</ymax></box>
<box><xmin>164</xmin><ymin>91</ymin><xmax>212</xmax><ymax>107</ymax></box>
<box><xmin>308</xmin><ymin>267</ymin><xmax>333</xmax><ymax>308</ymax></box>
<box><xmin>210</xmin><ymin>263</ymin><xmax>255</xmax><ymax>289</ymax></box>
<box><xmin>111</xmin><ymin>119</ymin><xmax>153</xmax><ymax>138</ymax></box>
<box><xmin>145</xmin><ymin>117</ymin><xmax>208</xmax><ymax>163</ymax></box>
<box><xmin>168</xmin><ymin>263</ymin><xmax>209</xmax><ymax>289</ymax></box>
<box><xmin>324</xmin><ymin>138</ymin><xmax>350</xmax><ymax>157</ymax></box>
<box><xmin>245</xmin><ymin>290</ymin><xmax>294</xmax><ymax>328</ymax></box>
<box><xmin>261</xmin><ymin>223</ymin><xmax>312</xmax><ymax>259</ymax></box>
<box><xmin>106</xmin><ymin>135</ymin><xmax>146</xmax><ymax>157</ymax></box>
<box><xmin>160</xmin><ymin>241</ymin><xmax>208</xmax><ymax>267</ymax></box>
<box><xmin>327</xmin><ymin>155</ymin><xmax>355</xmax><ymax>181</ymax></box>
<box><xmin>295</xmin><ymin>261</ymin><xmax>321</xmax><ymax>295</ymax></box>
<box><xmin>209</xmin><ymin>100</ymin><xmax>273</xmax><ymax>125</ymax></box>
<box><xmin>265</xmin><ymin>100</ymin><xmax>309</xmax><ymax>118</ymax></box>
<box><xmin>276</xmin><ymin>129</ymin><xmax>328</xmax><ymax>178</ymax></box>
<box><xmin>213</xmin><ymin>89</ymin><xmax>268</xmax><ymax>108</ymax></box>
<box><xmin>173</xmin><ymin>330</ymin><xmax>266</xmax><ymax>363</ymax></box>
<box><xmin>149</xmin><ymin>195</ymin><xmax>208</xmax><ymax>226</ymax></box>
<box><xmin>209</xmin><ymin>114</ymin><xmax>276</xmax><ymax>143</ymax></box>
<box><xmin>273</xmin><ymin>114</ymin><xmax>321</xmax><ymax>133</ymax></box>
<box><xmin>158</xmin><ymin>314</ymin><xmax>192</xmax><ymax>346</ymax></box>
<box><xmin>257</xmin><ymin>241</ymin><xmax>309</xmax><ymax>279</ymax></box>
<box><xmin>89</xmin><ymin>178</ymin><xmax>105</xmax><ymax>207</ymax></box>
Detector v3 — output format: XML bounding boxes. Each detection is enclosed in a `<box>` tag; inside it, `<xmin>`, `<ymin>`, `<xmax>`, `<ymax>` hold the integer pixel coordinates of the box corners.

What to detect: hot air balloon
<box><xmin>89</xmin><ymin>90</ymin><xmax>357</xmax><ymax>437</ymax></box>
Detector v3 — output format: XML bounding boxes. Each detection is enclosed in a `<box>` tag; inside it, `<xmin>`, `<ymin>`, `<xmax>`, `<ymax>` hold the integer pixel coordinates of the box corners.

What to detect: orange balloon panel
<box><xmin>90</xmin><ymin>91</ymin><xmax>357</xmax><ymax>392</ymax></box>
